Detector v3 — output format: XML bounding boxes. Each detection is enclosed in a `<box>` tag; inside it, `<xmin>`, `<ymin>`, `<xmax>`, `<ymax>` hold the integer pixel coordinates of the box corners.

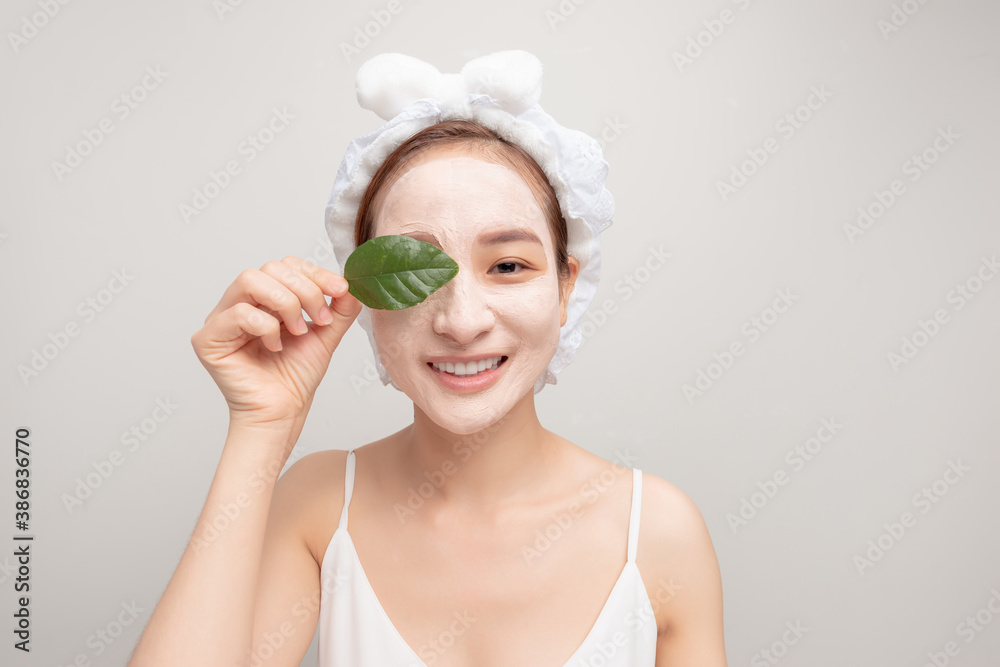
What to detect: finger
<box><xmin>277</xmin><ymin>255</ymin><xmax>350</xmax><ymax>299</ymax></box>
<box><xmin>329</xmin><ymin>287</ymin><xmax>363</xmax><ymax>321</ymax></box>
<box><xmin>310</xmin><ymin>289</ymin><xmax>363</xmax><ymax>353</ymax></box>
<box><xmin>206</xmin><ymin>268</ymin><xmax>308</xmax><ymax>337</ymax></box>
<box><xmin>266</xmin><ymin>256</ymin><xmax>349</xmax><ymax>328</ymax></box>
<box><xmin>197</xmin><ymin>301</ymin><xmax>284</xmax><ymax>354</ymax></box>
<box><xmin>203</xmin><ymin>257</ymin><xmax>350</xmax><ymax>331</ymax></box>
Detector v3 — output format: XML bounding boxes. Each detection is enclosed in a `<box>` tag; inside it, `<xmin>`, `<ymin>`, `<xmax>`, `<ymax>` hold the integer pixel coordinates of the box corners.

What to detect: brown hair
<box><xmin>354</xmin><ymin>120</ymin><xmax>570</xmax><ymax>283</ymax></box>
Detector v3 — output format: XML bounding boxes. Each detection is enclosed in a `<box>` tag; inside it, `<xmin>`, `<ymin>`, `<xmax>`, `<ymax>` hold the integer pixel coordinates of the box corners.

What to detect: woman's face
<box><xmin>369</xmin><ymin>151</ymin><xmax>575</xmax><ymax>436</ymax></box>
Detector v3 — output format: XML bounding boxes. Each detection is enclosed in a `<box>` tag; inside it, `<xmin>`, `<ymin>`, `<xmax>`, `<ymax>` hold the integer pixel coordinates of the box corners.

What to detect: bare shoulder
<box><xmin>638</xmin><ymin>472</ymin><xmax>715</xmax><ymax>556</ymax></box>
<box><xmin>635</xmin><ymin>471</ymin><xmax>725</xmax><ymax>638</ymax></box>
<box><xmin>272</xmin><ymin>448</ymin><xmax>350</xmax><ymax>565</ymax></box>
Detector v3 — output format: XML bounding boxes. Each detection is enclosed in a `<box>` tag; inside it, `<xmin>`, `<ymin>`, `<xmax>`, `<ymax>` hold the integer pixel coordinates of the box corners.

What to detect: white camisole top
<box><xmin>317</xmin><ymin>449</ymin><xmax>657</xmax><ymax>666</ymax></box>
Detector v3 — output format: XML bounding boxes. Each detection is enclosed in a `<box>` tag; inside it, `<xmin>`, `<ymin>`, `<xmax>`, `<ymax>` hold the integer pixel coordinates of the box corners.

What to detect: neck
<box><xmin>397</xmin><ymin>389</ymin><xmax>560</xmax><ymax>513</ymax></box>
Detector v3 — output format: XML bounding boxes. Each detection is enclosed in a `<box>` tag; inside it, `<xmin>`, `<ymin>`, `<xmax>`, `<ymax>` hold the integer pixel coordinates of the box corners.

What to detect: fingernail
<box><xmin>296</xmin><ymin>316</ymin><xmax>307</xmax><ymax>334</ymax></box>
<box><xmin>319</xmin><ymin>306</ymin><xmax>333</xmax><ymax>324</ymax></box>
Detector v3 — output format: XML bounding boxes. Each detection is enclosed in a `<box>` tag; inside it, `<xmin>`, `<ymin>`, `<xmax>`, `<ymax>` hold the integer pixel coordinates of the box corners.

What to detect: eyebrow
<box><xmin>400</xmin><ymin>231</ymin><xmax>440</xmax><ymax>245</ymax></box>
<box><xmin>401</xmin><ymin>229</ymin><xmax>543</xmax><ymax>247</ymax></box>
<box><xmin>479</xmin><ymin>229</ymin><xmax>543</xmax><ymax>246</ymax></box>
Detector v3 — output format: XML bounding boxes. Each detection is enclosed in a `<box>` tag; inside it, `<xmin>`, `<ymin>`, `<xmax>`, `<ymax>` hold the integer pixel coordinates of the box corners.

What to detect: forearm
<box><xmin>129</xmin><ymin>423</ymin><xmax>297</xmax><ymax>666</ymax></box>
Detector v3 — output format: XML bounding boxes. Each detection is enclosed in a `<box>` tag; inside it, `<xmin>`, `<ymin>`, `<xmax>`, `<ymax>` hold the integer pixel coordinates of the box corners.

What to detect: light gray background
<box><xmin>2</xmin><ymin>0</ymin><xmax>999</xmax><ymax>665</ymax></box>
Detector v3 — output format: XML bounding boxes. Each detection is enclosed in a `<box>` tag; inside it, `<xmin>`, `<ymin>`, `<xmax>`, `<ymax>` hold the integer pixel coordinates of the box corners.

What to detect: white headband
<box><xmin>324</xmin><ymin>49</ymin><xmax>614</xmax><ymax>395</ymax></box>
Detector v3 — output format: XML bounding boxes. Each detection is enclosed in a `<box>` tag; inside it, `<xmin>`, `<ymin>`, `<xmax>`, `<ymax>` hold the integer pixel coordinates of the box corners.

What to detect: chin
<box><xmin>433</xmin><ymin>416</ymin><xmax>497</xmax><ymax>437</ymax></box>
<box><xmin>420</xmin><ymin>395</ymin><xmax>513</xmax><ymax>437</ymax></box>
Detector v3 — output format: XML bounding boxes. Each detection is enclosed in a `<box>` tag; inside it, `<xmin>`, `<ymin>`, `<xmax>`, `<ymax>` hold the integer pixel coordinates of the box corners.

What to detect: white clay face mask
<box><xmin>370</xmin><ymin>154</ymin><xmax>564</xmax><ymax>436</ymax></box>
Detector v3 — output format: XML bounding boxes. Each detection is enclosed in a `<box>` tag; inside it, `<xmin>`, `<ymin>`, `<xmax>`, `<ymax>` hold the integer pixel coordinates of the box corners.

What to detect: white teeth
<box><xmin>432</xmin><ymin>356</ymin><xmax>503</xmax><ymax>376</ymax></box>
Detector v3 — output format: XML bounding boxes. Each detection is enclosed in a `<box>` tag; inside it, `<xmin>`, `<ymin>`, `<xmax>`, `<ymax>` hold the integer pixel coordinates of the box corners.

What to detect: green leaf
<box><xmin>344</xmin><ymin>235</ymin><xmax>459</xmax><ymax>310</ymax></box>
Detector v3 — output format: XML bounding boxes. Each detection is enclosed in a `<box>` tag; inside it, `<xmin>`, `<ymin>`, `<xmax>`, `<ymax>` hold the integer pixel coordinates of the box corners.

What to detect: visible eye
<box><xmin>490</xmin><ymin>261</ymin><xmax>527</xmax><ymax>275</ymax></box>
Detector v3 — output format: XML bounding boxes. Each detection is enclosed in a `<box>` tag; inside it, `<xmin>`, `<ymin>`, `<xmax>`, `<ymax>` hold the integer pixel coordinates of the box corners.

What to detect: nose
<box><xmin>429</xmin><ymin>267</ymin><xmax>496</xmax><ymax>345</ymax></box>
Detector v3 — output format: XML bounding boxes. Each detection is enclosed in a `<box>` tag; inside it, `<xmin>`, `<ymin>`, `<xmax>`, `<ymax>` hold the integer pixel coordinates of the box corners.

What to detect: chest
<box><xmin>329</xmin><ymin>502</ymin><xmax>644</xmax><ymax>666</ymax></box>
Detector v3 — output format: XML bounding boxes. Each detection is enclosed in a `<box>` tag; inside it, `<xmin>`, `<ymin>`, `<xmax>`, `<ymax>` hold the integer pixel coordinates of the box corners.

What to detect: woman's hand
<box><xmin>190</xmin><ymin>256</ymin><xmax>362</xmax><ymax>431</ymax></box>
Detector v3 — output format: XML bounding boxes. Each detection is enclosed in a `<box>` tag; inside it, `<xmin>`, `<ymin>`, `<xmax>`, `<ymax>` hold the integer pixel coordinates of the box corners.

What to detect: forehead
<box><xmin>374</xmin><ymin>153</ymin><xmax>546</xmax><ymax>235</ymax></box>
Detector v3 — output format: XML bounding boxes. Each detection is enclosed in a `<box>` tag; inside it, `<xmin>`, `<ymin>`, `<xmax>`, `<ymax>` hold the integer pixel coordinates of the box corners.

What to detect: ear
<box><xmin>559</xmin><ymin>256</ymin><xmax>580</xmax><ymax>328</ymax></box>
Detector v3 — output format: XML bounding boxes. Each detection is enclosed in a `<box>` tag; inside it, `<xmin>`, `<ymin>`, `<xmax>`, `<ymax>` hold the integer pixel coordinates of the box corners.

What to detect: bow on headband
<box><xmin>355</xmin><ymin>50</ymin><xmax>544</xmax><ymax>121</ymax></box>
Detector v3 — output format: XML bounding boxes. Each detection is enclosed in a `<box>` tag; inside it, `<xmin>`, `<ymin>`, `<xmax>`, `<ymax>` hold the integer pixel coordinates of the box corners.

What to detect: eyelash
<box><xmin>491</xmin><ymin>260</ymin><xmax>528</xmax><ymax>275</ymax></box>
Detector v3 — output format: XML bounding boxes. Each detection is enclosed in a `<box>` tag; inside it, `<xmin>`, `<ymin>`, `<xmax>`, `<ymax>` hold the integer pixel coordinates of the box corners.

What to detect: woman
<box><xmin>130</xmin><ymin>51</ymin><xmax>727</xmax><ymax>666</ymax></box>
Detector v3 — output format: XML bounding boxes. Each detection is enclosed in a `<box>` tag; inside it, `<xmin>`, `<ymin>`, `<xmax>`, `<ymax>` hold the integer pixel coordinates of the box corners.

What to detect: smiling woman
<box><xmin>128</xmin><ymin>50</ymin><xmax>727</xmax><ymax>667</ymax></box>
<box><xmin>366</xmin><ymin>145</ymin><xmax>578</xmax><ymax>435</ymax></box>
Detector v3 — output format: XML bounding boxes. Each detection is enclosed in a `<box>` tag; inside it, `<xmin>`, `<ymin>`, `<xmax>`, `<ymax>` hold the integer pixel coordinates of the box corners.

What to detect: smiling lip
<box><xmin>425</xmin><ymin>352</ymin><xmax>507</xmax><ymax>364</ymax></box>
<box><xmin>426</xmin><ymin>355</ymin><xmax>509</xmax><ymax>392</ymax></box>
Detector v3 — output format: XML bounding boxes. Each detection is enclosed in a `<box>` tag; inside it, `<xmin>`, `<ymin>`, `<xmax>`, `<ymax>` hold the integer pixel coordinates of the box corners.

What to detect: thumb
<box><xmin>313</xmin><ymin>290</ymin><xmax>364</xmax><ymax>353</ymax></box>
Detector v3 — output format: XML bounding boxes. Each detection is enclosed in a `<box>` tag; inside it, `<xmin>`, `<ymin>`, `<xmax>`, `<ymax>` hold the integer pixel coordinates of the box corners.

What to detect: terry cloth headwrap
<box><xmin>324</xmin><ymin>49</ymin><xmax>614</xmax><ymax>395</ymax></box>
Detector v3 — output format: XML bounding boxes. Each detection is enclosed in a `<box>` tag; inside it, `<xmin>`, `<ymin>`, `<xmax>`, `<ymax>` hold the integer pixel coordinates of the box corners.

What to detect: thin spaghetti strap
<box><xmin>337</xmin><ymin>449</ymin><xmax>356</xmax><ymax>532</ymax></box>
<box><xmin>627</xmin><ymin>468</ymin><xmax>642</xmax><ymax>563</ymax></box>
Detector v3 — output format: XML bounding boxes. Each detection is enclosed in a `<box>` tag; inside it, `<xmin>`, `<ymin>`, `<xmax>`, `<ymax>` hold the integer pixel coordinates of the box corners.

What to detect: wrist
<box><xmin>227</xmin><ymin>411</ymin><xmax>304</xmax><ymax>438</ymax></box>
<box><xmin>223</xmin><ymin>420</ymin><xmax>298</xmax><ymax>466</ymax></box>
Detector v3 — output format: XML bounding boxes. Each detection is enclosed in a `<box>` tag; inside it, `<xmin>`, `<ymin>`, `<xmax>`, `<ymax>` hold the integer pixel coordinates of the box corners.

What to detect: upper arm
<box><xmin>638</xmin><ymin>473</ymin><xmax>728</xmax><ymax>667</ymax></box>
<box><xmin>250</xmin><ymin>449</ymin><xmax>345</xmax><ymax>666</ymax></box>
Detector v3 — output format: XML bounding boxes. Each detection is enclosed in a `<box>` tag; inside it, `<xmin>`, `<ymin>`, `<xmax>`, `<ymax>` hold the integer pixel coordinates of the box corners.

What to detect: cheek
<box><xmin>371</xmin><ymin>311</ymin><xmax>418</xmax><ymax>373</ymax></box>
<box><xmin>497</xmin><ymin>277</ymin><xmax>563</xmax><ymax>341</ymax></box>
